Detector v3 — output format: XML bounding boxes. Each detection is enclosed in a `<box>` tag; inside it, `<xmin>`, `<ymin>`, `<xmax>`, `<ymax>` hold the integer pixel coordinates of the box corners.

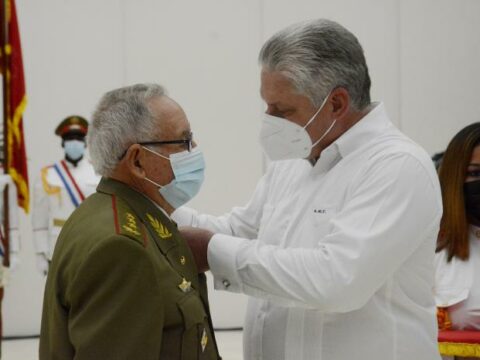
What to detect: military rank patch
<box><xmin>146</xmin><ymin>213</ymin><xmax>172</xmax><ymax>239</ymax></box>
<box><xmin>123</xmin><ymin>212</ymin><xmax>141</xmax><ymax>236</ymax></box>
<box><xmin>111</xmin><ymin>195</ymin><xmax>147</xmax><ymax>246</ymax></box>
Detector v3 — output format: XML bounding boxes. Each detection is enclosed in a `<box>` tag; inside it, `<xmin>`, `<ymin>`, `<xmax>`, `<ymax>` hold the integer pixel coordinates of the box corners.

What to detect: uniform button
<box><xmin>222</xmin><ymin>279</ymin><xmax>231</xmax><ymax>288</ymax></box>
<box><xmin>180</xmin><ymin>256</ymin><xmax>186</xmax><ymax>265</ymax></box>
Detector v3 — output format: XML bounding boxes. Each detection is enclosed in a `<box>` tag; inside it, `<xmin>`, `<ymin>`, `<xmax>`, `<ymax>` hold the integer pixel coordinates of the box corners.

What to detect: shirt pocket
<box><xmin>303</xmin><ymin>205</ymin><xmax>338</xmax><ymax>247</ymax></box>
<box><xmin>177</xmin><ymin>292</ymin><xmax>217</xmax><ymax>360</ymax></box>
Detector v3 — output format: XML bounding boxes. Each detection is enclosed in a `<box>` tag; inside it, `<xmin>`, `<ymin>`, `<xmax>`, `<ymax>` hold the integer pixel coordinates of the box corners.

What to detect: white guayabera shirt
<box><xmin>173</xmin><ymin>103</ymin><xmax>443</xmax><ymax>360</ymax></box>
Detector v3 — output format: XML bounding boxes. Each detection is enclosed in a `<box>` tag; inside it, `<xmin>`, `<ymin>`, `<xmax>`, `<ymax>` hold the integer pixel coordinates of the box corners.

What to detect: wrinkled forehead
<box><xmin>149</xmin><ymin>95</ymin><xmax>191</xmax><ymax>140</ymax></box>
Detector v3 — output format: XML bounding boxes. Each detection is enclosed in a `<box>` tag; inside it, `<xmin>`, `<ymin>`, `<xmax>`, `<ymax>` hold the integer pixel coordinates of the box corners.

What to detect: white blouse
<box><xmin>435</xmin><ymin>226</ymin><xmax>480</xmax><ymax>330</ymax></box>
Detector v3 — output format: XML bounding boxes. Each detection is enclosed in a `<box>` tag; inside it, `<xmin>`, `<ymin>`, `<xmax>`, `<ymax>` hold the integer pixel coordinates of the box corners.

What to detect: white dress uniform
<box><xmin>0</xmin><ymin>174</ymin><xmax>21</xmax><ymax>286</ymax></box>
<box><xmin>174</xmin><ymin>103</ymin><xmax>443</xmax><ymax>360</ymax></box>
<box><xmin>32</xmin><ymin>158</ymin><xmax>100</xmax><ymax>262</ymax></box>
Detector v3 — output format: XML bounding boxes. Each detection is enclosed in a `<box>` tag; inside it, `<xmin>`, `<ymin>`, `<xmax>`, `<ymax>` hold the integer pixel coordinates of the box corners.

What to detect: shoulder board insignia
<box><xmin>123</xmin><ymin>212</ymin><xmax>141</xmax><ymax>236</ymax></box>
<box><xmin>41</xmin><ymin>166</ymin><xmax>61</xmax><ymax>196</ymax></box>
<box><xmin>146</xmin><ymin>213</ymin><xmax>172</xmax><ymax>239</ymax></box>
<box><xmin>111</xmin><ymin>195</ymin><xmax>147</xmax><ymax>246</ymax></box>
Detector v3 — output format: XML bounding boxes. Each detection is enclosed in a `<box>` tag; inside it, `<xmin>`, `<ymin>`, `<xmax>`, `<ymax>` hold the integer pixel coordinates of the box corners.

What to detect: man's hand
<box><xmin>179</xmin><ymin>226</ymin><xmax>214</xmax><ymax>273</ymax></box>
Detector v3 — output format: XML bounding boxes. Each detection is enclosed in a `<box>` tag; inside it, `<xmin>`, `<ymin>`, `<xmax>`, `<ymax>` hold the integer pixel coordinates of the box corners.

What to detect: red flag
<box><xmin>1</xmin><ymin>0</ymin><xmax>29</xmax><ymax>213</ymax></box>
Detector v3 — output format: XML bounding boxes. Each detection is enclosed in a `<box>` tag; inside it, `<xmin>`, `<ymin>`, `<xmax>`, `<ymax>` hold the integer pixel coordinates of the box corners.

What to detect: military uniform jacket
<box><xmin>32</xmin><ymin>158</ymin><xmax>100</xmax><ymax>259</ymax></box>
<box><xmin>40</xmin><ymin>178</ymin><xmax>221</xmax><ymax>360</ymax></box>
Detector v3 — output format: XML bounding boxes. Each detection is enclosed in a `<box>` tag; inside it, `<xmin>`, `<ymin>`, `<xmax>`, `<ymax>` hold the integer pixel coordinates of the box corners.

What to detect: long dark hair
<box><xmin>437</xmin><ymin>122</ymin><xmax>480</xmax><ymax>261</ymax></box>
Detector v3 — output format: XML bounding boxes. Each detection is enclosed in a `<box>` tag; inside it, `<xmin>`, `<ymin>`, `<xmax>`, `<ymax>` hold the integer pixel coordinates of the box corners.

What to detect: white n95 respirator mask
<box><xmin>259</xmin><ymin>92</ymin><xmax>336</xmax><ymax>161</ymax></box>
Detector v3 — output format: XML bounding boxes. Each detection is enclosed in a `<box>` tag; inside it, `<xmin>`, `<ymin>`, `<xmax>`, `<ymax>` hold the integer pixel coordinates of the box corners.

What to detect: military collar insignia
<box><xmin>146</xmin><ymin>213</ymin><xmax>172</xmax><ymax>239</ymax></box>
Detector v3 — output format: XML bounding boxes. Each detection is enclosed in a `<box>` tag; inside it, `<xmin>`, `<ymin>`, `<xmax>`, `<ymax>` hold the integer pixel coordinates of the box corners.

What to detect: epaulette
<box><xmin>111</xmin><ymin>194</ymin><xmax>148</xmax><ymax>247</ymax></box>
<box><xmin>41</xmin><ymin>165</ymin><xmax>61</xmax><ymax>196</ymax></box>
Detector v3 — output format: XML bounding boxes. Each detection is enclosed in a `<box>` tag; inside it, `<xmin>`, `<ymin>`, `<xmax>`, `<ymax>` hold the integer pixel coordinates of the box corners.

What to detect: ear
<box><xmin>330</xmin><ymin>87</ymin><xmax>350</xmax><ymax>120</ymax></box>
<box><xmin>125</xmin><ymin>144</ymin><xmax>146</xmax><ymax>179</ymax></box>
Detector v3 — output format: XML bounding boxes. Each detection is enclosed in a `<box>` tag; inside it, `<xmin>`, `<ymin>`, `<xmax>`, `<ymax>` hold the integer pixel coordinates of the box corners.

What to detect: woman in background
<box><xmin>435</xmin><ymin>122</ymin><xmax>480</xmax><ymax>359</ymax></box>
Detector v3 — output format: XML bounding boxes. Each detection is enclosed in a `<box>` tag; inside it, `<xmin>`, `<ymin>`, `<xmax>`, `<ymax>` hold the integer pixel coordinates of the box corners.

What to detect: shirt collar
<box><xmin>311</xmin><ymin>102</ymin><xmax>390</xmax><ymax>173</ymax></box>
<box><xmin>334</xmin><ymin>102</ymin><xmax>391</xmax><ymax>158</ymax></box>
<box><xmin>97</xmin><ymin>177</ymin><xmax>172</xmax><ymax>222</ymax></box>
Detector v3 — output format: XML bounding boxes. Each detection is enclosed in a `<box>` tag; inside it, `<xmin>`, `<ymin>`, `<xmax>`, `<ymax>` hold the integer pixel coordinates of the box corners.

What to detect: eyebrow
<box><xmin>468</xmin><ymin>163</ymin><xmax>480</xmax><ymax>167</ymax></box>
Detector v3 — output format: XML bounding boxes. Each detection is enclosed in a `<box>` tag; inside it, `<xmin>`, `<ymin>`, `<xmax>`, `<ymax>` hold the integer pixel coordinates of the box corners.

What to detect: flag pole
<box><xmin>1</xmin><ymin>0</ymin><xmax>10</xmax><ymax>268</ymax></box>
<box><xmin>0</xmin><ymin>0</ymin><xmax>10</xmax><ymax>348</ymax></box>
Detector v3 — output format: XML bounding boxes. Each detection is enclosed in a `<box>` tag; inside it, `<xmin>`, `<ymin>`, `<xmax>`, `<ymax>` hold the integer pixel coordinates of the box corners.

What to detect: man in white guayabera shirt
<box><xmin>175</xmin><ymin>19</ymin><xmax>443</xmax><ymax>360</ymax></box>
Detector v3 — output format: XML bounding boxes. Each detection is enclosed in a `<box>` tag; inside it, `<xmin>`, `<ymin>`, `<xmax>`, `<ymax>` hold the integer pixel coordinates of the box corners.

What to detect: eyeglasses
<box><xmin>119</xmin><ymin>132</ymin><xmax>193</xmax><ymax>160</ymax></box>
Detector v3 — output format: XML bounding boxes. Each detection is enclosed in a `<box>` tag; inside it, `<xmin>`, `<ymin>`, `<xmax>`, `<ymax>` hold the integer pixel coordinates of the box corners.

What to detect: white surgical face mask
<box><xmin>259</xmin><ymin>92</ymin><xmax>336</xmax><ymax>161</ymax></box>
<box><xmin>142</xmin><ymin>147</ymin><xmax>205</xmax><ymax>209</ymax></box>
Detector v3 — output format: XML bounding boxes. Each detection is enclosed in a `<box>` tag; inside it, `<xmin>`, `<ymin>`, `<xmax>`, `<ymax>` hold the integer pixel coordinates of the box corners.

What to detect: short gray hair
<box><xmin>259</xmin><ymin>19</ymin><xmax>371</xmax><ymax>110</ymax></box>
<box><xmin>87</xmin><ymin>83</ymin><xmax>166</xmax><ymax>176</ymax></box>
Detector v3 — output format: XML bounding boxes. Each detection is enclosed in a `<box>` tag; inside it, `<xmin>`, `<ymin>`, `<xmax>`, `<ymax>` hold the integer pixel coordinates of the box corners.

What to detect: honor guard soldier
<box><xmin>32</xmin><ymin>116</ymin><xmax>100</xmax><ymax>275</ymax></box>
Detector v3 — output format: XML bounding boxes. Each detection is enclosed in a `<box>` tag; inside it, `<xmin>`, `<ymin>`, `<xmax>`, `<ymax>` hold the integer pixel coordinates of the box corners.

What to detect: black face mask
<box><xmin>464</xmin><ymin>179</ymin><xmax>480</xmax><ymax>225</ymax></box>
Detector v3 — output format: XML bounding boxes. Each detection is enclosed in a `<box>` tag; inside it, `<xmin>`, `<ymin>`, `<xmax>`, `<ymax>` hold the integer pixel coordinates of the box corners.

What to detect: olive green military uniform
<box><xmin>40</xmin><ymin>178</ymin><xmax>221</xmax><ymax>360</ymax></box>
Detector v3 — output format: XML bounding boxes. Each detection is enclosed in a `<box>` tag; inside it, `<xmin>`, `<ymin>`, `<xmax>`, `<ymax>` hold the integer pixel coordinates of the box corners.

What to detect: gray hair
<box><xmin>259</xmin><ymin>19</ymin><xmax>371</xmax><ymax>110</ymax></box>
<box><xmin>87</xmin><ymin>83</ymin><xmax>166</xmax><ymax>176</ymax></box>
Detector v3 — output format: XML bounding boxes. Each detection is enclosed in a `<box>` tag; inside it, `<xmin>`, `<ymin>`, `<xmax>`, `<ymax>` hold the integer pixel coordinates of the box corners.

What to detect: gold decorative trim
<box><xmin>53</xmin><ymin>218</ymin><xmax>66</xmax><ymax>228</ymax></box>
<box><xmin>439</xmin><ymin>342</ymin><xmax>480</xmax><ymax>357</ymax></box>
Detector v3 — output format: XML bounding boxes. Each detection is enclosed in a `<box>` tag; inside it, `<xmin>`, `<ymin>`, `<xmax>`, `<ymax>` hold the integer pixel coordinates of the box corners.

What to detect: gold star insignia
<box><xmin>178</xmin><ymin>278</ymin><xmax>191</xmax><ymax>293</ymax></box>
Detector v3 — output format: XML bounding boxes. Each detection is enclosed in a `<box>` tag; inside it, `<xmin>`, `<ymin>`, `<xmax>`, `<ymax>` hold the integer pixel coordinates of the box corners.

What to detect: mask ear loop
<box><xmin>144</xmin><ymin>176</ymin><xmax>164</xmax><ymax>189</ymax></box>
<box><xmin>142</xmin><ymin>146</ymin><xmax>170</xmax><ymax>161</ymax></box>
<box><xmin>312</xmin><ymin>119</ymin><xmax>337</xmax><ymax>148</ymax></box>
<box><xmin>303</xmin><ymin>90</ymin><xmax>333</xmax><ymax>130</ymax></box>
<box><xmin>304</xmin><ymin>90</ymin><xmax>337</xmax><ymax>148</ymax></box>
<box><xmin>141</xmin><ymin>146</ymin><xmax>170</xmax><ymax>188</ymax></box>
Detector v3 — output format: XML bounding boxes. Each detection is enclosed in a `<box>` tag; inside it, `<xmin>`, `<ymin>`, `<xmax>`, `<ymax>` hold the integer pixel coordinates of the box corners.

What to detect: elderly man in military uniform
<box><xmin>39</xmin><ymin>83</ymin><xmax>221</xmax><ymax>360</ymax></box>
<box><xmin>32</xmin><ymin>115</ymin><xmax>100</xmax><ymax>275</ymax></box>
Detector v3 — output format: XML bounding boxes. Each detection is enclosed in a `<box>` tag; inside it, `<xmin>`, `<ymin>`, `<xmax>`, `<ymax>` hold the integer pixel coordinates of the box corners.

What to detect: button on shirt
<box><xmin>173</xmin><ymin>103</ymin><xmax>443</xmax><ymax>360</ymax></box>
